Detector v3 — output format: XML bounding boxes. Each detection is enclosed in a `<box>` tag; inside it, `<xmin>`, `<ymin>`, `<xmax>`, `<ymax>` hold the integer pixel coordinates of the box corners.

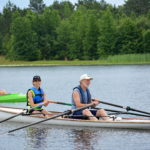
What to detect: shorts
<box><xmin>71</xmin><ymin>109</ymin><xmax>98</xmax><ymax>119</ymax></box>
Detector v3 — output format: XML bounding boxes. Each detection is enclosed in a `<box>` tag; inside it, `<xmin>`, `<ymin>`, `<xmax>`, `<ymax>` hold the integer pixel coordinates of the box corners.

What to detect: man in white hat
<box><xmin>72</xmin><ymin>74</ymin><xmax>109</xmax><ymax>121</ymax></box>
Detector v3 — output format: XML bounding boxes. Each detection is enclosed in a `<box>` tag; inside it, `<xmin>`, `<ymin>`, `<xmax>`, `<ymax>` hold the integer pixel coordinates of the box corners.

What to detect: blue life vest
<box><xmin>72</xmin><ymin>85</ymin><xmax>91</xmax><ymax>109</ymax></box>
<box><xmin>27</xmin><ymin>87</ymin><xmax>44</xmax><ymax>109</ymax></box>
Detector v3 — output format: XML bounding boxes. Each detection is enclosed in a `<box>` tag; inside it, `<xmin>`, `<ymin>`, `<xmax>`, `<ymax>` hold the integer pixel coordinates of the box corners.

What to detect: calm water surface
<box><xmin>0</xmin><ymin>65</ymin><xmax>150</xmax><ymax>150</ymax></box>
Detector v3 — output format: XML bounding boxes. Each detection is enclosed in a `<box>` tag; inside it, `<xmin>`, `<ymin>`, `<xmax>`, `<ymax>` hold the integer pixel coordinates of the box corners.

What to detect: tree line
<box><xmin>0</xmin><ymin>0</ymin><xmax>150</xmax><ymax>61</ymax></box>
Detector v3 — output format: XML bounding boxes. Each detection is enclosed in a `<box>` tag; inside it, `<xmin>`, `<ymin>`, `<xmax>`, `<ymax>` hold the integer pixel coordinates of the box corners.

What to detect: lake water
<box><xmin>0</xmin><ymin>65</ymin><xmax>150</xmax><ymax>150</ymax></box>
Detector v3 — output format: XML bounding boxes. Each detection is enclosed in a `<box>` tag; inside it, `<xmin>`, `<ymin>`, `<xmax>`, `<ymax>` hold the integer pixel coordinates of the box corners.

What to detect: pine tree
<box><xmin>29</xmin><ymin>0</ymin><xmax>45</xmax><ymax>13</ymax></box>
<box><xmin>97</xmin><ymin>9</ymin><xmax>116</xmax><ymax>58</ymax></box>
<box><xmin>9</xmin><ymin>16</ymin><xmax>41</xmax><ymax>60</ymax></box>
<box><xmin>124</xmin><ymin>0</ymin><xmax>150</xmax><ymax>16</ymax></box>
<box><xmin>143</xmin><ymin>30</ymin><xmax>150</xmax><ymax>53</ymax></box>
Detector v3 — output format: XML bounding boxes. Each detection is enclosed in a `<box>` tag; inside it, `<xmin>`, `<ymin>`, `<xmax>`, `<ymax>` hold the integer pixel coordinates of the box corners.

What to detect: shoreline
<box><xmin>0</xmin><ymin>61</ymin><xmax>150</xmax><ymax>67</ymax></box>
<box><xmin>1</xmin><ymin>54</ymin><xmax>150</xmax><ymax>66</ymax></box>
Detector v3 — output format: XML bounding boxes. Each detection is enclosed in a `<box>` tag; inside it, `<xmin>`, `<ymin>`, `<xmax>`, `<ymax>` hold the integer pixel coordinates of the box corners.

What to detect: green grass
<box><xmin>0</xmin><ymin>53</ymin><xmax>150</xmax><ymax>66</ymax></box>
<box><xmin>107</xmin><ymin>53</ymin><xmax>150</xmax><ymax>64</ymax></box>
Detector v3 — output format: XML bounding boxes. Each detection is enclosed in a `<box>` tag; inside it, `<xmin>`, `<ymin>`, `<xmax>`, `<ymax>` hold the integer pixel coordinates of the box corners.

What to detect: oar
<box><xmin>99</xmin><ymin>108</ymin><xmax>150</xmax><ymax>118</ymax></box>
<box><xmin>94</xmin><ymin>100</ymin><xmax>150</xmax><ymax>115</ymax></box>
<box><xmin>1</xmin><ymin>103</ymin><xmax>95</xmax><ymax>135</ymax></box>
<box><xmin>48</xmin><ymin>100</ymin><xmax>71</xmax><ymax>106</ymax></box>
<box><xmin>48</xmin><ymin>100</ymin><xmax>150</xmax><ymax>117</ymax></box>
<box><xmin>0</xmin><ymin>104</ymin><xmax>44</xmax><ymax>123</ymax></box>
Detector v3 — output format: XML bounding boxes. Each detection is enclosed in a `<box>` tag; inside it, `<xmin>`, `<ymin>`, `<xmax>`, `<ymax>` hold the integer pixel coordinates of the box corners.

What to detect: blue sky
<box><xmin>0</xmin><ymin>0</ymin><xmax>125</xmax><ymax>12</ymax></box>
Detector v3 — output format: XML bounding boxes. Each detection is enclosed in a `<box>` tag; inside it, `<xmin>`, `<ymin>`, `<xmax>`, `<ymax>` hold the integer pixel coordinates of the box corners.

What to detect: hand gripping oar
<box><xmin>1</xmin><ymin>103</ymin><xmax>95</xmax><ymax>135</ymax></box>
<box><xmin>0</xmin><ymin>104</ymin><xmax>44</xmax><ymax>123</ymax></box>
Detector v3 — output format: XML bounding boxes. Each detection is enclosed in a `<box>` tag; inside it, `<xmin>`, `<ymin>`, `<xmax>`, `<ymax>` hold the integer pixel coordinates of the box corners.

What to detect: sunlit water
<box><xmin>0</xmin><ymin>65</ymin><xmax>150</xmax><ymax>150</ymax></box>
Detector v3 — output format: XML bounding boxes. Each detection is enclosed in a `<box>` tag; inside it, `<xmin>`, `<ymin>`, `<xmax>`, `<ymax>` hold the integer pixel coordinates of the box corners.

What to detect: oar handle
<box><xmin>48</xmin><ymin>100</ymin><xmax>57</xmax><ymax>104</ymax></box>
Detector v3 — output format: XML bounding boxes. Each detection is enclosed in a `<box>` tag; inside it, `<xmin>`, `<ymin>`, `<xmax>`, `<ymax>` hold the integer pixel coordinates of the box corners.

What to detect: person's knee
<box><xmin>99</xmin><ymin>109</ymin><xmax>105</xmax><ymax>113</ymax></box>
<box><xmin>83</xmin><ymin>109</ymin><xmax>91</xmax><ymax>115</ymax></box>
<box><xmin>96</xmin><ymin>109</ymin><xmax>105</xmax><ymax>115</ymax></box>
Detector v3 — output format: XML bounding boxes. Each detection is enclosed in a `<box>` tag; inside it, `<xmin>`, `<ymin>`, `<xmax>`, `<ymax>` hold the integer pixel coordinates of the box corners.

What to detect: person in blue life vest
<box><xmin>72</xmin><ymin>74</ymin><xmax>109</xmax><ymax>121</ymax></box>
<box><xmin>27</xmin><ymin>75</ymin><xmax>52</xmax><ymax>117</ymax></box>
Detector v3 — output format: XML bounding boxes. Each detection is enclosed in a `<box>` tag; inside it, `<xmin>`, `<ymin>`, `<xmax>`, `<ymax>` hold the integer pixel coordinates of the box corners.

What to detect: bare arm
<box><xmin>43</xmin><ymin>92</ymin><xmax>49</xmax><ymax>106</ymax></box>
<box><xmin>28</xmin><ymin>91</ymin><xmax>44</xmax><ymax>107</ymax></box>
<box><xmin>73</xmin><ymin>90</ymin><xmax>89</xmax><ymax>108</ymax></box>
<box><xmin>43</xmin><ymin>92</ymin><xmax>47</xmax><ymax>102</ymax></box>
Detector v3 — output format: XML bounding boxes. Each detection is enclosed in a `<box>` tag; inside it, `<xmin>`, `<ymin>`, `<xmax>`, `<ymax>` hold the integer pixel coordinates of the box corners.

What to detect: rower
<box><xmin>72</xmin><ymin>74</ymin><xmax>109</xmax><ymax>121</ymax></box>
<box><xmin>27</xmin><ymin>75</ymin><xmax>52</xmax><ymax>117</ymax></box>
<box><xmin>0</xmin><ymin>90</ymin><xmax>7</xmax><ymax>95</ymax></box>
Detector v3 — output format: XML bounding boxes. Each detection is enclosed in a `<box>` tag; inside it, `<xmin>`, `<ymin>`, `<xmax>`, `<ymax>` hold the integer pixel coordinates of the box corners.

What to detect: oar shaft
<box><xmin>0</xmin><ymin>104</ymin><xmax>44</xmax><ymax>124</ymax></box>
<box><xmin>104</xmin><ymin>108</ymin><xmax>150</xmax><ymax>118</ymax></box>
<box><xmin>99</xmin><ymin>100</ymin><xmax>124</xmax><ymax>109</ymax></box>
<box><xmin>7</xmin><ymin>103</ymin><xmax>94</xmax><ymax>134</ymax></box>
<box><xmin>8</xmin><ymin>111</ymin><xmax>70</xmax><ymax>133</ymax></box>
<box><xmin>128</xmin><ymin>108</ymin><xmax>150</xmax><ymax>115</ymax></box>
<box><xmin>48</xmin><ymin>100</ymin><xmax>71</xmax><ymax>106</ymax></box>
<box><xmin>98</xmin><ymin>100</ymin><xmax>150</xmax><ymax>115</ymax></box>
<box><xmin>49</xmin><ymin>100</ymin><xmax>150</xmax><ymax>117</ymax></box>
<box><xmin>0</xmin><ymin>112</ymin><xmax>23</xmax><ymax>123</ymax></box>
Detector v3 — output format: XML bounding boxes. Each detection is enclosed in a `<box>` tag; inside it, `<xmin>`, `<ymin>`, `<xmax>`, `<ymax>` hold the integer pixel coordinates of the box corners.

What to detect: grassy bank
<box><xmin>0</xmin><ymin>54</ymin><xmax>150</xmax><ymax>66</ymax></box>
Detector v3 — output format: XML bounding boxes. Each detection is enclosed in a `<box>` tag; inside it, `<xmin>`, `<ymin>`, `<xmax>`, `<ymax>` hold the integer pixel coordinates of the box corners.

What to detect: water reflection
<box><xmin>26</xmin><ymin>127</ymin><xmax>49</xmax><ymax>149</ymax></box>
<box><xmin>72</xmin><ymin>129</ymin><xmax>98</xmax><ymax>150</ymax></box>
<box><xmin>0</xmin><ymin>65</ymin><xmax>150</xmax><ymax>150</ymax></box>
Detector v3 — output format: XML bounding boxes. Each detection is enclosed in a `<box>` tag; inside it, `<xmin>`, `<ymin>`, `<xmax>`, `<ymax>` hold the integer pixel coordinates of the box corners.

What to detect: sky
<box><xmin>0</xmin><ymin>0</ymin><xmax>125</xmax><ymax>12</ymax></box>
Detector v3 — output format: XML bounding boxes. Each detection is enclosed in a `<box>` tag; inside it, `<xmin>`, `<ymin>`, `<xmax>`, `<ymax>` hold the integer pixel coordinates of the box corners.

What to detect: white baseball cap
<box><xmin>80</xmin><ymin>74</ymin><xmax>93</xmax><ymax>81</ymax></box>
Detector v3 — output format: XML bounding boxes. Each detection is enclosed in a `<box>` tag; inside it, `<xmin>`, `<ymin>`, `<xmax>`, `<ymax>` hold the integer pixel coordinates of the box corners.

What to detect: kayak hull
<box><xmin>0</xmin><ymin>106</ymin><xmax>150</xmax><ymax>130</ymax></box>
<box><xmin>0</xmin><ymin>93</ymin><xmax>26</xmax><ymax>103</ymax></box>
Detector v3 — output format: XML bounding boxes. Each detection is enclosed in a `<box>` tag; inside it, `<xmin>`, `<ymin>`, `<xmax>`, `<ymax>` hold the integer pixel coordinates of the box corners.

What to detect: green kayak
<box><xmin>0</xmin><ymin>93</ymin><xmax>26</xmax><ymax>103</ymax></box>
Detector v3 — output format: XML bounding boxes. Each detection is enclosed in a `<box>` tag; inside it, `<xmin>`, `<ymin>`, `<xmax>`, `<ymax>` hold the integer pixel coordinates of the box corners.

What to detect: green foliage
<box><xmin>0</xmin><ymin>34</ymin><xmax>2</xmax><ymax>55</ymax></box>
<box><xmin>97</xmin><ymin>9</ymin><xmax>116</xmax><ymax>57</ymax></box>
<box><xmin>56</xmin><ymin>19</ymin><xmax>71</xmax><ymax>60</ymax></box>
<box><xmin>143</xmin><ymin>30</ymin><xmax>150</xmax><ymax>53</ymax></box>
<box><xmin>76</xmin><ymin>0</ymin><xmax>108</xmax><ymax>10</ymax></box>
<box><xmin>36</xmin><ymin>8</ymin><xmax>60</xmax><ymax>60</ymax></box>
<box><xmin>124</xmin><ymin>0</ymin><xmax>150</xmax><ymax>16</ymax></box>
<box><xmin>114</xmin><ymin>17</ymin><xmax>143</xmax><ymax>54</ymax></box>
<box><xmin>65</xmin><ymin>7</ymin><xmax>88</xmax><ymax>60</ymax></box>
<box><xmin>9</xmin><ymin>17</ymin><xmax>40</xmax><ymax>60</ymax></box>
<box><xmin>51</xmin><ymin>1</ymin><xmax>74</xmax><ymax>19</ymax></box>
<box><xmin>29</xmin><ymin>0</ymin><xmax>45</xmax><ymax>13</ymax></box>
<box><xmin>82</xmin><ymin>11</ymin><xmax>99</xmax><ymax>59</ymax></box>
<box><xmin>0</xmin><ymin>0</ymin><xmax>150</xmax><ymax>61</ymax></box>
<box><xmin>2</xmin><ymin>34</ymin><xmax>11</xmax><ymax>56</ymax></box>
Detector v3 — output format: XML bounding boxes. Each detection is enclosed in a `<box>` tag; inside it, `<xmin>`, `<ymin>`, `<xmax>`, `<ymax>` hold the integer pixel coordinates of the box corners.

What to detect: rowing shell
<box><xmin>0</xmin><ymin>106</ymin><xmax>150</xmax><ymax>130</ymax></box>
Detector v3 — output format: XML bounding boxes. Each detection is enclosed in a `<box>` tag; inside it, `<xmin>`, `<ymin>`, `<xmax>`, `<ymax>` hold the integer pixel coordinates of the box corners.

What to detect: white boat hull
<box><xmin>0</xmin><ymin>106</ymin><xmax>150</xmax><ymax>130</ymax></box>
